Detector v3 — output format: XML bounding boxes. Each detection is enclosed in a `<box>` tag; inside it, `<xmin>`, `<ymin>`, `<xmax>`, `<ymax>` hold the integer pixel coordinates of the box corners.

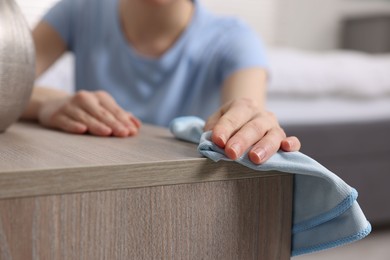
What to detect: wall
<box><xmin>16</xmin><ymin>0</ymin><xmax>390</xmax><ymax>51</ymax></box>
<box><xmin>275</xmin><ymin>0</ymin><xmax>390</xmax><ymax>50</ymax></box>
<box><xmin>15</xmin><ymin>0</ymin><xmax>59</xmax><ymax>28</ymax></box>
<box><xmin>202</xmin><ymin>0</ymin><xmax>279</xmax><ymax>46</ymax></box>
<box><xmin>16</xmin><ymin>0</ymin><xmax>280</xmax><ymax>46</ymax></box>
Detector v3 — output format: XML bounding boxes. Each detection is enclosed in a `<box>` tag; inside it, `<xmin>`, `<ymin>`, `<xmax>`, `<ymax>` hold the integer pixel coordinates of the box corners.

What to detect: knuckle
<box><xmin>266</xmin><ymin>111</ymin><xmax>277</xmax><ymax>120</ymax></box>
<box><xmin>247</xmin><ymin>119</ymin><xmax>264</xmax><ymax>135</ymax></box>
<box><xmin>73</xmin><ymin>90</ymin><xmax>90</xmax><ymax>103</ymax></box>
<box><xmin>97</xmin><ymin>108</ymin><xmax>111</xmax><ymax>119</ymax></box>
<box><xmin>77</xmin><ymin>113</ymin><xmax>88</xmax><ymax>123</ymax></box>
<box><xmin>255</xmin><ymin>111</ymin><xmax>280</xmax><ymax>128</ymax></box>
<box><xmin>112</xmin><ymin>107</ymin><xmax>123</xmax><ymax>116</ymax></box>
<box><xmin>94</xmin><ymin>90</ymin><xmax>110</xmax><ymax>99</ymax></box>
<box><xmin>62</xmin><ymin>103</ymin><xmax>73</xmax><ymax>114</ymax></box>
<box><xmin>222</xmin><ymin>116</ymin><xmax>239</xmax><ymax>130</ymax></box>
<box><xmin>269</xmin><ymin>127</ymin><xmax>286</xmax><ymax>141</ymax></box>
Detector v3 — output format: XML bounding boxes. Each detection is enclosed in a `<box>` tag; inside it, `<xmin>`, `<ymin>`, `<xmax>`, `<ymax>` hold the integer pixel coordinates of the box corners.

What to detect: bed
<box><xmin>267</xmin><ymin>48</ymin><xmax>390</xmax><ymax>225</ymax></box>
<box><xmin>37</xmin><ymin>48</ymin><xmax>390</xmax><ymax>225</ymax></box>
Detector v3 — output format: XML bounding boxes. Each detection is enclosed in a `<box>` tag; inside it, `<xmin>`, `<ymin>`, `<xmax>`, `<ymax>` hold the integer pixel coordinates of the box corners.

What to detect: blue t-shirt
<box><xmin>44</xmin><ymin>0</ymin><xmax>268</xmax><ymax>126</ymax></box>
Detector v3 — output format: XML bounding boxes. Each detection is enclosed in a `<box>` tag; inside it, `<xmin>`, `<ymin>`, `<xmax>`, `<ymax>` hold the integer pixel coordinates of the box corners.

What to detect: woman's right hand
<box><xmin>30</xmin><ymin>22</ymin><xmax>140</xmax><ymax>137</ymax></box>
<box><xmin>38</xmin><ymin>90</ymin><xmax>141</xmax><ymax>137</ymax></box>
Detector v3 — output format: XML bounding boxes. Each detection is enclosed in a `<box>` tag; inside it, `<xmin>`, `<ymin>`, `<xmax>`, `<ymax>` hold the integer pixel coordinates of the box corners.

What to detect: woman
<box><xmin>22</xmin><ymin>0</ymin><xmax>300</xmax><ymax>163</ymax></box>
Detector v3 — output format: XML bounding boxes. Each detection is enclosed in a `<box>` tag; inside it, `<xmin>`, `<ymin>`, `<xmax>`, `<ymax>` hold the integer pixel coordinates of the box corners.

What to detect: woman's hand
<box><xmin>205</xmin><ymin>98</ymin><xmax>301</xmax><ymax>164</ymax></box>
<box><xmin>38</xmin><ymin>90</ymin><xmax>141</xmax><ymax>137</ymax></box>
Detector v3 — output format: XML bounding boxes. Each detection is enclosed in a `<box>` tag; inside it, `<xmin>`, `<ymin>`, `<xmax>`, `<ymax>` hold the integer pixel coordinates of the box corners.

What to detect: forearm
<box><xmin>22</xmin><ymin>20</ymin><xmax>71</xmax><ymax>121</ymax></box>
<box><xmin>21</xmin><ymin>86</ymin><xmax>69</xmax><ymax>120</ymax></box>
<box><xmin>220</xmin><ymin>68</ymin><xmax>267</xmax><ymax>110</ymax></box>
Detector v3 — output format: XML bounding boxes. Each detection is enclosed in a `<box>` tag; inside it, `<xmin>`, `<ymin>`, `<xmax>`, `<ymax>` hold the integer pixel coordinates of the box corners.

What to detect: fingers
<box><xmin>224</xmin><ymin>114</ymin><xmax>287</xmax><ymax>163</ymax></box>
<box><xmin>207</xmin><ymin>99</ymin><xmax>301</xmax><ymax>164</ymax></box>
<box><xmin>204</xmin><ymin>110</ymin><xmax>221</xmax><ymax>132</ymax></box>
<box><xmin>224</xmin><ymin>116</ymin><xmax>270</xmax><ymax>160</ymax></box>
<box><xmin>38</xmin><ymin>90</ymin><xmax>142</xmax><ymax>137</ymax></box>
<box><xmin>94</xmin><ymin>91</ymin><xmax>141</xmax><ymax>135</ymax></box>
<box><xmin>62</xmin><ymin>104</ymin><xmax>113</xmax><ymax>136</ymax></box>
<box><xmin>248</xmin><ymin>128</ymin><xmax>287</xmax><ymax>164</ymax></box>
<box><xmin>71</xmin><ymin>90</ymin><xmax>142</xmax><ymax>137</ymax></box>
<box><xmin>52</xmin><ymin>114</ymin><xmax>88</xmax><ymax>134</ymax></box>
<box><xmin>281</xmin><ymin>136</ymin><xmax>301</xmax><ymax>152</ymax></box>
<box><xmin>208</xmin><ymin>99</ymin><xmax>257</xmax><ymax>148</ymax></box>
<box><xmin>72</xmin><ymin>91</ymin><xmax>126</xmax><ymax>136</ymax></box>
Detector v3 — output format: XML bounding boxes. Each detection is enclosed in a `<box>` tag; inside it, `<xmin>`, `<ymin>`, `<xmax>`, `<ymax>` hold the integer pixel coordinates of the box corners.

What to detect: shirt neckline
<box><xmin>113</xmin><ymin>0</ymin><xmax>200</xmax><ymax>66</ymax></box>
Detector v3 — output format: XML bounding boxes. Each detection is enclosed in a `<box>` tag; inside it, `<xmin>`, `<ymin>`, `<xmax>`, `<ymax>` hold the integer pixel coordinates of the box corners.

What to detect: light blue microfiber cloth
<box><xmin>170</xmin><ymin>116</ymin><xmax>371</xmax><ymax>257</ymax></box>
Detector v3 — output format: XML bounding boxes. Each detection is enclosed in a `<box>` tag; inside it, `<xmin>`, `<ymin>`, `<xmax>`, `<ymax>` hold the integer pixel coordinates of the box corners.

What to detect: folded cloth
<box><xmin>170</xmin><ymin>116</ymin><xmax>371</xmax><ymax>256</ymax></box>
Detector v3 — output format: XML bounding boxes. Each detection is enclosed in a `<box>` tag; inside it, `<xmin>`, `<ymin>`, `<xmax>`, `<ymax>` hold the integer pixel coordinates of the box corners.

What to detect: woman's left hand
<box><xmin>204</xmin><ymin>98</ymin><xmax>301</xmax><ymax>164</ymax></box>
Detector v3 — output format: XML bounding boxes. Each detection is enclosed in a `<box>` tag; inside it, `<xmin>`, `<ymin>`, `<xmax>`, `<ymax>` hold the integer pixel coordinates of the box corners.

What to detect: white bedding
<box><xmin>267</xmin><ymin>97</ymin><xmax>390</xmax><ymax>125</ymax></box>
<box><xmin>266</xmin><ymin>48</ymin><xmax>390</xmax><ymax>125</ymax></box>
<box><xmin>268</xmin><ymin>48</ymin><xmax>390</xmax><ymax>98</ymax></box>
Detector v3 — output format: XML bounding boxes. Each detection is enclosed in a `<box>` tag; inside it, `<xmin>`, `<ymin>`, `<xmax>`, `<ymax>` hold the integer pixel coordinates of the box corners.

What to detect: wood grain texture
<box><xmin>0</xmin><ymin>122</ymin><xmax>286</xmax><ymax>199</ymax></box>
<box><xmin>0</xmin><ymin>175</ymin><xmax>293</xmax><ymax>260</ymax></box>
<box><xmin>0</xmin><ymin>121</ymin><xmax>200</xmax><ymax>170</ymax></box>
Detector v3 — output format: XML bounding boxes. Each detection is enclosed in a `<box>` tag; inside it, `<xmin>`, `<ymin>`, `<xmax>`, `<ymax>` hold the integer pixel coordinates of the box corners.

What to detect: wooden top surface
<box><xmin>0</xmin><ymin>122</ymin><xmax>285</xmax><ymax>199</ymax></box>
<box><xmin>0</xmin><ymin>121</ymin><xmax>202</xmax><ymax>171</ymax></box>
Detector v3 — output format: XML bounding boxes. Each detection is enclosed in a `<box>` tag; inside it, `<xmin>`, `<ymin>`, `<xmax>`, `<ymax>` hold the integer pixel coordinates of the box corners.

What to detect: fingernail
<box><xmin>286</xmin><ymin>140</ymin><xmax>293</xmax><ymax>150</ymax></box>
<box><xmin>218</xmin><ymin>134</ymin><xmax>227</xmax><ymax>146</ymax></box>
<box><xmin>128</xmin><ymin>126</ymin><xmax>138</xmax><ymax>136</ymax></box>
<box><xmin>230</xmin><ymin>143</ymin><xmax>241</xmax><ymax>158</ymax></box>
<box><xmin>253</xmin><ymin>148</ymin><xmax>266</xmax><ymax>162</ymax></box>
<box><xmin>125</xmin><ymin>122</ymin><xmax>134</xmax><ymax>128</ymax></box>
<box><xmin>101</xmin><ymin>126</ymin><xmax>112</xmax><ymax>136</ymax></box>
<box><xmin>118</xmin><ymin>125</ymin><xmax>127</xmax><ymax>132</ymax></box>
<box><xmin>117</xmin><ymin>126</ymin><xmax>129</xmax><ymax>136</ymax></box>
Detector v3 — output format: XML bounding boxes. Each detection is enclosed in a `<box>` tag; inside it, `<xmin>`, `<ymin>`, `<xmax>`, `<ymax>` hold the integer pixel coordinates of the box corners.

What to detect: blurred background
<box><xmin>17</xmin><ymin>0</ymin><xmax>390</xmax><ymax>50</ymax></box>
<box><xmin>16</xmin><ymin>0</ymin><xmax>390</xmax><ymax>259</ymax></box>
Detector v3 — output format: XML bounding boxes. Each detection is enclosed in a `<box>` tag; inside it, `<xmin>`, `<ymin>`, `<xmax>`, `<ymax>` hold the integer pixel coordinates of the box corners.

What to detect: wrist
<box><xmin>21</xmin><ymin>87</ymin><xmax>69</xmax><ymax>121</ymax></box>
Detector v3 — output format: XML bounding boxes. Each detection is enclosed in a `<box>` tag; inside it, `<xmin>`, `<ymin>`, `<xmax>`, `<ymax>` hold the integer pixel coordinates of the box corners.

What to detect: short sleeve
<box><xmin>42</xmin><ymin>0</ymin><xmax>76</xmax><ymax>50</ymax></box>
<box><xmin>218</xmin><ymin>21</ymin><xmax>269</xmax><ymax>82</ymax></box>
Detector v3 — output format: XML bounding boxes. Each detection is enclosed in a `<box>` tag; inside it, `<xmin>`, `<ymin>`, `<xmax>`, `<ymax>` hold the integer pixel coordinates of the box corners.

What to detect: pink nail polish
<box><xmin>219</xmin><ymin>135</ymin><xmax>227</xmax><ymax>145</ymax></box>
<box><xmin>255</xmin><ymin>148</ymin><xmax>266</xmax><ymax>162</ymax></box>
<box><xmin>230</xmin><ymin>143</ymin><xmax>241</xmax><ymax>158</ymax></box>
